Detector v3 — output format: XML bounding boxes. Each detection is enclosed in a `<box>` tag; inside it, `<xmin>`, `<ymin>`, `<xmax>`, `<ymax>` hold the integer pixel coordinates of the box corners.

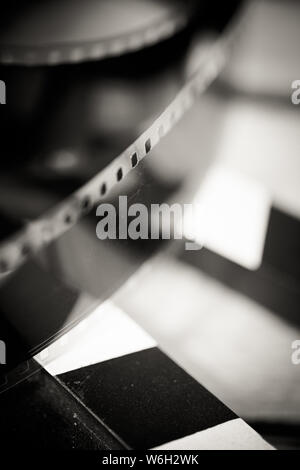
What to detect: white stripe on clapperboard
<box><xmin>153</xmin><ymin>418</ymin><xmax>273</xmax><ymax>450</ymax></box>
<box><xmin>36</xmin><ymin>301</ymin><xmax>273</xmax><ymax>450</ymax></box>
<box><xmin>36</xmin><ymin>302</ymin><xmax>156</xmax><ymax>375</ymax></box>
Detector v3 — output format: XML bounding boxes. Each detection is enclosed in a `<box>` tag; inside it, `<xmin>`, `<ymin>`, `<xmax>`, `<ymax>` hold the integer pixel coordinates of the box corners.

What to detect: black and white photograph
<box><xmin>0</xmin><ymin>0</ymin><xmax>299</xmax><ymax>456</ymax></box>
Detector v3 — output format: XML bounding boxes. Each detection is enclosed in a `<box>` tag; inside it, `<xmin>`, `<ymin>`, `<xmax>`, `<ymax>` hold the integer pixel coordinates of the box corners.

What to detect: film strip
<box><xmin>0</xmin><ymin>357</ymin><xmax>41</xmax><ymax>394</ymax></box>
<box><xmin>0</xmin><ymin>3</ymin><xmax>296</xmax><ymax>449</ymax></box>
<box><xmin>0</xmin><ymin>5</ymin><xmax>246</xmax><ymax>276</ymax></box>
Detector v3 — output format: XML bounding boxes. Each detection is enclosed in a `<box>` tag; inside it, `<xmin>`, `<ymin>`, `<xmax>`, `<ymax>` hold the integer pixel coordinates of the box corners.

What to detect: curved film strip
<box><xmin>0</xmin><ymin>7</ymin><xmax>245</xmax><ymax>276</ymax></box>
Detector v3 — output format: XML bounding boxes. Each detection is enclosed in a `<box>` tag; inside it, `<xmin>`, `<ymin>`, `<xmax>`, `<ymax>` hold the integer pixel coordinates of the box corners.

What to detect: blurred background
<box><xmin>113</xmin><ymin>0</ymin><xmax>300</xmax><ymax>449</ymax></box>
<box><xmin>0</xmin><ymin>0</ymin><xmax>299</xmax><ymax>449</ymax></box>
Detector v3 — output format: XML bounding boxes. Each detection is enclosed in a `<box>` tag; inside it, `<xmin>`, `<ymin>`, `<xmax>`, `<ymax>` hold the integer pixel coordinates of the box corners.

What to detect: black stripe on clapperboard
<box><xmin>0</xmin><ymin>361</ymin><xmax>122</xmax><ymax>449</ymax></box>
<box><xmin>1</xmin><ymin>301</ymin><xmax>271</xmax><ymax>449</ymax></box>
<box><xmin>57</xmin><ymin>347</ymin><xmax>236</xmax><ymax>449</ymax></box>
<box><xmin>180</xmin><ymin>207</ymin><xmax>300</xmax><ymax>328</ymax></box>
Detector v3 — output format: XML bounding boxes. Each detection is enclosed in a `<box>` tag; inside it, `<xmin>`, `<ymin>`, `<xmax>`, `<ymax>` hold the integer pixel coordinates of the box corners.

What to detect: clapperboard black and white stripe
<box><xmin>37</xmin><ymin>302</ymin><xmax>272</xmax><ymax>450</ymax></box>
<box><xmin>111</xmin><ymin>162</ymin><xmax>300</xmax><ymax>447</ymax></box>
<box><xmin>182</xmin><ymin>206</ymin><xmax>300</xmax><ymax>328</ymax></box>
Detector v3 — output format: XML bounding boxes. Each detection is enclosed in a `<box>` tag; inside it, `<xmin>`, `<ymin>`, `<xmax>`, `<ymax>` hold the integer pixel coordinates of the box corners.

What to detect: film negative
<box><xmin>0</xmin><ymin>3</ymin><xmax>246</xmax><ymax>276</ymax></box>
<box><xmin>0</xmin><ymin>2</ymin><xmax>247</xmax><ymax>384</ymax></box>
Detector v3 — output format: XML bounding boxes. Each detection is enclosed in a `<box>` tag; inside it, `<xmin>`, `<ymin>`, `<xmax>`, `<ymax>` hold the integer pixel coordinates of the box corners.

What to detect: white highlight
<box><xmin>184</xmin><ymin>165</ymin><xmax>271</xmax><ymax>270</ymax></box>
<box><xmin>154</xmin><ymin>418</ymin><xmax>273</xmax><ymax>450</ymax></box>
<box><xmin>37</xmin><ymin>302</ymin><xmax>156</xmax><ymax>375</ymax></box>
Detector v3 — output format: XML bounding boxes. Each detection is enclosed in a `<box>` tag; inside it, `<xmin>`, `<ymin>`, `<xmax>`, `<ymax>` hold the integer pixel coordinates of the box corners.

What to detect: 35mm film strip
<box><xmin>0</xmin><ymin>5</ymin><xmax>246</xmax><ymax>276</ymax></box>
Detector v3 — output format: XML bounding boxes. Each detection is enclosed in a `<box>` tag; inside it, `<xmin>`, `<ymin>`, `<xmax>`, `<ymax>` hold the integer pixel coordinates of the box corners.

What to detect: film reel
<box><xmin>0</xmin><ymin>4</ymin><xmax>245</xmax><ymax>276</ymax></box>
<box><xmin>0</xmin><ymin>0</ymin><xmax>195</xmax><ymax>66</ymax></box>
<box><xmin>0</xmin><ymin>1</ymin><xmax>247</xmax><ymax>387</ymax></box>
